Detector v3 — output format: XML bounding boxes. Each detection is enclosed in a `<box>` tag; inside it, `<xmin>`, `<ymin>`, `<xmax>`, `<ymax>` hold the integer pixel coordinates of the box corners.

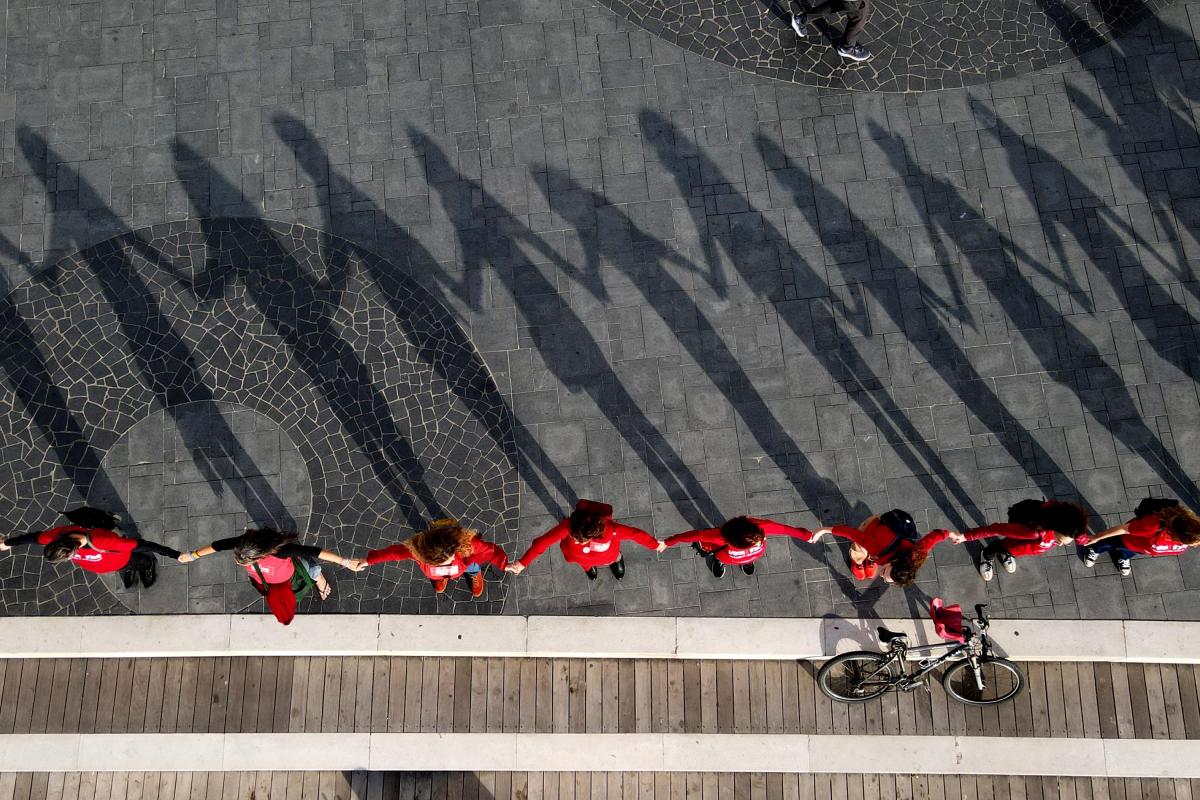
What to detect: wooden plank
<box><xmin>321</xmin><ymin>657</ymin><xmax>345</xmax><ymax>734</ymax></box>
<box><xmin>1158</xmin><ymin>663</ymin><xmax>1186</xmax><ymax>740</ymax></box>
<box><xmin>716</xmin><ymin>660</ymin><xmax>734</xmax><ymax>733</ymax></box>
<box><xmin>408</xmin><ymin>657</ymin><xmax>430</xmax><ymax>733</ymax></box>
<box><xmin>260</xmin><ymin>657</ymin><xmax>284</xmax><ymax>733</ymax></box>
<box><xmin>604</xmin><ymin>659</ymin><xmax>622</xmax><ymax>734</ymax></box>
<box><xmin>371</xmin><ymin>657</ymin><xmax>392</xmax><ymax>733</ymax></box>
<box><xmin>303</xmin><ymin>657</ymin><xmax>327</xmax><ymax>733</ymax></box>
<box><xmin>732</xmin><ymin>660</ymin><xmax>751</xmax><ymax>734</ymax></box>
<box><xmin>1076</xmin><ymin>662</ymin><xmax>1101</xmax><ymax>739</ymax></box>
<box><xmin>651</xmin><ymin>659</ymin><xmax>668</xmax><ymax>734</ymax></box>
<box><xmin>504</xmin><ymin>657</ymin><xmax>522</xmax><ymax>734</ymax></box>
<box><xmin>7</xmin><ymin>660</ymin><xmax>40</xmax><ymax>733</ymax></box>
<box><xmin>287</xmin><ymin>656</ymin><xmax>311</xmax><ymax>733</ymax></box>
<box><xmin>534</xmin><ymin>659</ymin><xmax>553</xmax><ymax>734</ymax></box>
<box><xmin>142</xmin><ymin>659</ymin><xmax>167</xmax><ymax>734</ymax></box>
<box><xmin>158</xmin><ymin>658</ymin><xmax>184</xmax><ymax>734</ymax></box>
<box><xmin>1045</xmin><ymin>662</ymin><xmax>1067</xmax><ymax>737</ymax></box>
<box><xmin>110</xmin><ymin>658</ymin><xmax>137</xmax><ymax>734</ymax></box>
<box><xmin>338</xmin><ymin>656</ymin><xmax>359</xmax><ymax>733</ymax></box>
<box><xmin>487</xmin><ymin>657</ymin><xmax>506</xmax><ymax>734</ymax></box>
<box><xmin>569</xmin><ymin>660</ymin><xmax>587</xmax><ymax>734</ymax></box>
<box><xmin>43</xmin><ymin>659</ymin><xmax>74</xmax><ymax>734</ymax></box>
<box><xmin>1177</xmin><ymin>664</ymin><xmax>1200</xmax><ymax>739</ymax></box>
<box><xmin>1028</xmin><ymin>663</ymin><xmax>1050</xmax><ymax>737</ymax></box>
<box><xmin>126</xmin><ymin>659</ymin><xmax>154</xmax><ymax>734</ymax></box>
<box><xmin>176</xmin><ymin>658</ymin><xmax>202</xmax><ymax>734</ymax></box>
<box><xmin>779</xmin><ymin>660</ymin><xmax>799</xmax><ymax>735</ymax></box>
<box><xmin>354</xmin><ymin>657</ymin><xmax>375</xmax><ymax>734</ymax></box>
<box><xmin>1125</xmin><ymin>663</ymin><xmax>1153</xmax><ymax>740</ymax></box>
<box><xmin>1094</xmin><ymin>662</ymin><xmax>1119</xmax><ymax>738</ymax></box>
<box><xmin>93</xmin><ymin>658</ymin><xmax>122</xmax><ymax>733</ymax></box>
<box><xmin>667</xmin><ymin>661</ymin><xmax>685</xmax><ymax>734</ymax></box>
<box><xmin>386</xmin><ymin>657</ymin><xmax>407</xmax><ymax>734</ymax></box>
<box><xmin>206</xmin><ymin>657</ymin><xmax>232</xmax><ymax>734</ymax></box>
<box><xmin>618</xmin><ymin>660</ymin><xmax>637</xmax><ymax>734</ymax></box>
<box><xmin>584</xmin><ymin>659</ymin><xmax>603</xmax><ymax>734</ymax></box>
<box><xmin>1143</xmin><ymin>664</ymin><xmax>1173</xmax><ymax>740</ymax></box>
<box><xmin>747</xmin><ymin>660</ymin><xmax>766</xmax><ymax>734</ymax></box>
<box><xmin>27</xmin><ymin>658</ymin><xmax>56</xmax><ymax>735</ymax></box>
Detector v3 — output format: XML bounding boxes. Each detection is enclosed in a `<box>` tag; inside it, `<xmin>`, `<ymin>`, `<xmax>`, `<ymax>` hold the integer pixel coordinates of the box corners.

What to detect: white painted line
<box><xmin>1</xmin><ymin>614</ymin><xmax>1198</xmax><ymax>664</ymax></box>
<box><xmin>1</xmin><ymin>733</ymin><xmax>1196</xmax><ymax>776</ymax></box>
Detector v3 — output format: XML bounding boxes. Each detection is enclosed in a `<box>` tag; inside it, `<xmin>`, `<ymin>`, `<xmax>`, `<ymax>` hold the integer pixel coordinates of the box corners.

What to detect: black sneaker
<box><xmin>1083</xmin><ymin>548</ymin><xmax>1099</xmax><ymax>568</ymax></box>
<box><xmin>609</xmin><ymin>558</ymin><xmax>626</xmax><ymax>580</ymax></box>
<box><xmin>691</xmin><ymin>543</ymin><xmax>709</xmax><ymax>557</ymax></box>
<box><xmin>710</xmin><ymin>560</ymin><xmax>726</xmax><ymax>579</ymax></box>
<box><xmin>120</xmin><ymin>567</ymin><xmax>137</xmax><ymax>589</ymax></box>
<box><xmin>740</xmin><ymin>562</ymin><xmax>755</xmax><ymax>576</ymax></box>
<box><xmin>585</xmin><ymin>566</ymin><xmax>599</xmax><ymax>581</ymax></box>
<box><xmin>790</xmin><ymin>13</ymin><xmax>808</xmax><ymax>37</ymax></box>
<box><xmin>137</xmin><ymin>559</ymin><xmax>157</xmax><ymax>588</ymax></box>
<box><xmin>837</xmin><ymin>43</ymin><xmax>871</xmax><ymax>61</ymax></box>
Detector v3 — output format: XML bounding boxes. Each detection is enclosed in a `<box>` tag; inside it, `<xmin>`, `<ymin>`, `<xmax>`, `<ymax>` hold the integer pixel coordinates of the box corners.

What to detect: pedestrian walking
<box><xmin>960</xmin><ymin>499</ymin><xmax>1088</xmax><ymax>581</ymax></box>
<box><xmin>356</xmin><ymin>518</ymin><xmax>507</xmax><ymax>598</ymax></box>
<box><xmin>818</xmin><ymin>509</ymin><xmax>961</xmax><ymax>587</ymax></box>
<box><xmin>180</xmin><ymin>528</ymin><xmax>350</xmax><ymax>623</ymax></box>
<box><xmin>790</xmin><ymin>0</ymin><xmax>872</xmax><ymax>61</ymax></box>
<box><xmin>0</xmin><ymin>508</ymin><xmax>179</xmax><ymax>589</ymax></box>
<box><xmin>665</xmin><ymin>516</ymin><xmax>819</xmax><ymax>578</ymax></box>
<box><xmin>506</xmin><ymin>499</ymin><xmax>666</xmax><ymax>581</ymax></box>
<box><xmin>1079</xmin><ymin>498</ymin><xmax>1200</xmax><ymax>576</ymax></box>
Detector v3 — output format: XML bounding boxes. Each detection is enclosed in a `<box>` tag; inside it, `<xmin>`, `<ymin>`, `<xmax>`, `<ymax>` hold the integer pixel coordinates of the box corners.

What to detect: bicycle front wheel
<box><xmin>942</xmin><ymin>656</ymin><xmax>1024</xmax><ymax>705</ymax></box>
<box><xmin>818</xmin><ymin>651</ymin><xmax>898</xmax><ymax>702</ymax></box>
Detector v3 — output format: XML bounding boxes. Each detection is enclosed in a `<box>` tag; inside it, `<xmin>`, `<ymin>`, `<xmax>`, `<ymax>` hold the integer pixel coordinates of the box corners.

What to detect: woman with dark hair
<box><xmin>1079</xmin><ymin>498</ymin><xmax>1200</xmax><ymax>577</ymax></box>
<box><xmin>0</xmin><ymin>522</ymin><xmax>179</xmax><ymax>589</ymax></box>
<box><xmin>664</xmin><ymin>516</ymin><xmax>819</xmax><ymax>578</ymax></box>
<box><xmin>960</xmin><ymin>499</ymin><xmax>1089</xmax><ymax>581</ymax></box>
<box><xmin>506</xmin><ymin>499</ymin><xmax>665</xmax><ymax>580</ymax></box>
<box><xmin>817</xmin><ymin>509</ymin><xmax>962</xmax><ymax>587</ymax></box>
<box><xmin>356</xmin><ymin>518</ymin><xmax>507</xmax><ymax>598</ymax></box>
<box><xmin>181</xmin><ymin>528</ymin><xmax>352</xmax><ymax>622</ymax></box>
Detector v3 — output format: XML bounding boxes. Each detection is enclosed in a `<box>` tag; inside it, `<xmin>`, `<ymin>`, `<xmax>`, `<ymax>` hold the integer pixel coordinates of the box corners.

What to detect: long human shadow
<box><xmin>0</xmin><ymin>234</ymin><xmax>135</xmax><ymax>545</ymax></box>
<box><xmin>271</xmin><ymin>113</ymin><xmax>574</xmax><ymax>520</ymax></box>
<box><xmin>17</xmin><ymin>127</ymin><xmax>295</xmax><ymax>531</ymax></box>
<box><xmin>734</xmin><ymin>125</ymin><xmax>1096</xmax><ymax>517</ymax></box>
<box><xmin>869</xmin><ymin>124</ymin><xmax>1200</xmax><ymax>508</ymax></box>
<box><xmin>169</xmin><ymin>141</ymin><xmax>445</xmax><ymax>529</ymax></box>
<box><xmin>403</xmin><ymin>127</ymin><xmax>720</xmax><ymax>529</ymax></box>
<box><xmin>1040</xmin><ymin>0</ymin><xmax>1198</xmax><ymax>294</ymax></box>
<box><xmin>636</xmin><ymin>111</ymin><xmax>986</xmax><ymax>531</ymax></box>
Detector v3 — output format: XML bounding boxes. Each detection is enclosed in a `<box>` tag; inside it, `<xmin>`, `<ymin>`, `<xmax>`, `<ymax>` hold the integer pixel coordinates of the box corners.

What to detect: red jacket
<box><xmin>1119</xmin><ymin>515</ymin><xmax>1190</xmax><ymax>557</ymax></box>
<box><xmin>366</xmin><ymin>537</ymin><xmax>508</xmax><ymax>579</ymax></box>
<box><xmin>518</xmin><ymin>519</ymin><xmax>658</xmax><ymax>569</ymax></box>
<box><xmin>665</xmin><ymin>519</ymin><xmax>814</xmax><ymax>565</ymax></box>
<box><xmin>828</xmin><ymin>521</ymin><xmax>952</xmax><ymax>564</ymax></box>
<box><xmin>962</xmin><ymin>523</ymin><xmax>1061</xmax><ymax>558</ymax></box>
<box><xmin>35</xmin><ymin>526</ymin><xmax>136</xmax><ymax>573</ymax></box>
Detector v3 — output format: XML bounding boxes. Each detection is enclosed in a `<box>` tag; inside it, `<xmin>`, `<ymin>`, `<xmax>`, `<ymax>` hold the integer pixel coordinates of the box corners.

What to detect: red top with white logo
<box><xmin>518</xmin><ymin>519</ymin><xmax>658</xmax><ymax>569</ymax></box>
<box><xmin>244</xmin><ymin>554</ymin><xmax>297</xmax><ymax>585</ymax></box>
<box><xmin>1119</xmin><ymin>515</ymin><xmax>1190</xmax><ymax>557</ymax></box>
<box><xmin>35</xmin><ymin>526</ymin><xmax>136</xmax><ymax>573</ymax></box>
<box><xmin>962</xmin><ymin>523</ymin><xmax>1062</xmax><ymax>558</ymax></box>
<box><xmin>665</xmin><ymin>519</ymin><xmax>815</xmax><ymax>565</ymax></box>
<box><xmin>366</xmin><ymin>537</ymin><xmax>508</xmax><ymax>579</ymax></box>
<box><xmin>828</xmin><ymin>522</ymin><xmax>953</xmax><ymax>564</ymax></box>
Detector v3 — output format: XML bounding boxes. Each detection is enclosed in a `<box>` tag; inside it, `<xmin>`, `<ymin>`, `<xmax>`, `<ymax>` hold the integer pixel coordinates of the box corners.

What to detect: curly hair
<box><xmin>720</xmin><ymin>516</ymin><xmax>765</xmax><ymax>549</ymax></box>
<box><xmin>406</xmin><ymin>519</ymin><xmax>478</xmax><ymax>565</ymax></box>
<box><xmin>567</xmin><ymin>509</ymin><xmax>608</xmax><ymax>544</ymax></box>
<box><xmin>1160</xmin><ymin>505</ymin><xmax>1200</xmax><ymax>546</ymax></box>
<box><xmin>43</xmin><ymin>534</ymin><xmax>83</xmax><ymax>563</ymax></box>
<box><xmin>1008</xmin><ymin>499</ymin><xmax>1087</xmax><ymax>538</ymax></box>
<box><xmin>233</xmin><ymin>528</ymin><xmax>299</xmax><ymax>565</ymax></box>
<box><xmin>886</xmin><ymin>547</ymin><xmax>929</xmax><ymax>587</ymax></box>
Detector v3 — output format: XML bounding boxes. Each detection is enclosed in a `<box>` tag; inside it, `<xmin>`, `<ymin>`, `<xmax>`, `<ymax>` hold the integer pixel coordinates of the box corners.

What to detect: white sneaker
<box><xmin>837</xmin><ymin>43</ymin><xmax>871</xmax><ymax>61</ymax></box>
<box><xmin>998</xmin><ymin>552</ymin><xmax>1017</xmax><ymax>573</ymax></box>
<box><xmin>978</xmin><ymin>560</ymin><xmax>994</xmax><ymax>581</ymax></box>
<box><xmin>791</xmin><ymin>14</ymin><xmax>808</xmax><ymax>37</ymax></box>
<box><xmin>1083</xmin><ymin>548</ymin><xmax>1098</xmax><ymax>568</ymax></box>
<box><xmin>1117</xmin><ymin>558</ymin><xmax>1132</xmax><ymax>577</ymax></box>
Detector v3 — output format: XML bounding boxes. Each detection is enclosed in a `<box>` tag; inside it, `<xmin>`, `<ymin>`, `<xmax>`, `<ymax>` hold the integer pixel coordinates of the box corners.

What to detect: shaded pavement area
<box><xmin>0</xmin><ymin>0</ymin><xmax>1198</xmax><ymax>619</ymax></box>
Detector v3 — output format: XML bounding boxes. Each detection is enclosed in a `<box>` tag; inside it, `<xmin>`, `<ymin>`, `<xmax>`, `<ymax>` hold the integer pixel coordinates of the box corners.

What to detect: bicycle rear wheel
<box><xmin>817</xmin><ymin>651</ymin><xmax>898</xmax><ymax>702</ymax></box>
<box><xmin>941</xmin><ymin>656</ymin><xmax>1024</xmax><ymax>705</ymax></box>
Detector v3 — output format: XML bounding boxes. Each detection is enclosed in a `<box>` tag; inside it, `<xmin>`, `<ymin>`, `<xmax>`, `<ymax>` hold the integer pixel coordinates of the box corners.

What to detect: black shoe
<box><xmin>138</xmin><ymin>560</ymin><xmax>157</xmax><ymax>588</ymax></box>
<box><xmin>740</xmin><ymin>562</ymin><xmax>755</xmax><ymax>576</ymax></box>
<box><xmin>120</xmin><ymin>568</ymin><xmax>137</xmax><ymax>589</ymax></box>
<box><xmin>585</xmin><ymin>566</ymin><xmax>599</xmax><ymax>580</ymax></box>
<box><xmin>710</xmin><ymin>560</ymin><xmax>726</xmax><ymax>578</ymax></box>
<box><xmin>691</xmin><ymin>543</ymin><xmax>708</xmax><ymax>557</ymax></box>
<box><xmin>609</xmin><ymin>558</ymin><xmax>626</xmax><ymax>580</ymax></box>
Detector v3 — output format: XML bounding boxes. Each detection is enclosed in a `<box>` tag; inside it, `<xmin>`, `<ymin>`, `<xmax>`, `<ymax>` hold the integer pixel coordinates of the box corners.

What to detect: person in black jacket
<box><xmin>0</xmin><ymin>525</ymin><xmax>179</xmax><ymax>588</ymax></box>
<box><xmin>179</xmin><ymin>528</ymin><xmax>353</xmax><ymax>600</ymax></box>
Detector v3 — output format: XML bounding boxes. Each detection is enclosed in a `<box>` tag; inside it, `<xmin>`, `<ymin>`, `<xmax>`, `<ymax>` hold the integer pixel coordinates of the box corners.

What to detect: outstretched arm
<box><xmin>509</xmin><ymin>521</ymin><xmax>569</xmax><ymax>573</ymax></box>
<box><xmin>0</xmin><ymin>532</ymin><xmax>43</xmax><ymax>551</ymax></box>
<box><xmin>1078</xmin><ymin>524</ymin><xmax>1128</xmax><ymax>546</ymax></box>
<box><xmin>132</xmin><ymin>540</ymin><xmax>183</xmax><ymax>559</ymax></box>
<box><xmin>613</xmin><ymin>523</ymin><xmax>664</xmax><ymax>552</ymax></box>
<box><xmin>664</xmin><ymin>528</ymin><xmax>722</xmax><ymax>547</ymax></box>
<box><xmin>961</xmin><ymin>523</ymin><xmax>1041</xmax><ymax>542</ymax></box>
<box><xmin>757</xmin><ymin>520</ymin><xmax>818</xmax><ymax>543</ymax></box>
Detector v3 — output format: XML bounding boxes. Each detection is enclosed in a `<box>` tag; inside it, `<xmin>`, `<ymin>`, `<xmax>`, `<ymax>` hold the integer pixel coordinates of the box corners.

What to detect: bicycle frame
<box><xmin>868</xmin><ymin>629</ymin><xmax>990</xmax><ymax>691</ymax></box>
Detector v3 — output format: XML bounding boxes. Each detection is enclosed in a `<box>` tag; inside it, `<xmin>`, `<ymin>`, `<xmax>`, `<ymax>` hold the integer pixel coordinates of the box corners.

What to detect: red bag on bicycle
<box><xmin>930</xmin><ymin>597</ymin><xmax>965</xmax><ymax>643</ymax></box>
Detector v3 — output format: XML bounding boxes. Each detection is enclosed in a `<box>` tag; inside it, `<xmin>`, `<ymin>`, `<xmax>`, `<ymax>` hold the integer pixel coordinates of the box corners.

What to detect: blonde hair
<box><xmin>405</xmin><ymin>519</ymin><xmax>478</xmax><ymax>565</ymax></box>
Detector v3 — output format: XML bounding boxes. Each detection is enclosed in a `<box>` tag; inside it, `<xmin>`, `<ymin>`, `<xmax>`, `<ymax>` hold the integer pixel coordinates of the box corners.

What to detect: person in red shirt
<box><xmin>961</xmin><ymin>499</ymin><xmax>1088</xmax><ymax>581</ymax></box>
<box><xmin>355</xmin><ymin>518</ymin><xmax>508</xmax><ymax>598</ymax></box>
<box><xmin>664</xmin><ymin>516</ymin><xmax>818</xmax><ymax>578</ymax></box>
<box><xmin>506</xmin><ymin>499</ymin><xmax>666</xmax><ymax>581</ymax></box>
<box><xmin>1079</xmin><ymin>498</ymin><xmax>1200</xmax><ymax>577</ymax></box>
<box><xmin>0</xmin><ymin>524</ymin><xmax>179</xmax><ymax>588</ymax></box>
<box><xmin>180</xmin><ymin>528</ymin><xmax>354</xmax><ymax>622</ymax></box>
<box><xmin>817</xmin><ymin>509</ymin><xmax>962</xmax><ymax>587</ymax></box>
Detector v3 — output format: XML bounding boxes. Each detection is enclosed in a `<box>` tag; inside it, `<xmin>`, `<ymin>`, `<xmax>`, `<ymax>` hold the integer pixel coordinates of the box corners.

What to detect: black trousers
<box><xmin>119</xmin><ymin>552</ymin><xmax>156</xmax><ymax>587</ymax></box>
<box><xmin>804</xmin><ymin>0</ymin><xmax>870</xmax><ymax>46</ymax></box>
<box><xmin>981</xmin><ymin>540</ymin><xmax>1010</xmax><ymax>559</ymax></box>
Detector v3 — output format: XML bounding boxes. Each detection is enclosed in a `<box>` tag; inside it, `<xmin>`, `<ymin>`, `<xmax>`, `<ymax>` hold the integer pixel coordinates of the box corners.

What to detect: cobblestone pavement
<box><xmin>0</xmin><ymin>0</ymin><xmax>1197</xmax><ymax>620</ymax></box>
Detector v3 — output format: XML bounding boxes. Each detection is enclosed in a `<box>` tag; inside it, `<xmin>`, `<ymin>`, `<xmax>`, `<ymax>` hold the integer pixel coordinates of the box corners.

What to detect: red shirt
<box><xmin>366</xmin><ymin>537</ymin><xmax>508</xmax><ymax>579</ymax></box>
<box><xmin>35</xmin><ymin>526</ymin><xmax>136</xmax><ymax>573</ymax></box>
<box><xmin>1120</xmin><ymin>515</ymin><xmax>1190</xmax><ymax>557</ymax></box>
<box><xmin>962</xmin><ymin>523</ymin><xmax>1061</xmax><ymax>558</ymax></box>
<box><xmin>245</xmin><ymin>554</ymin><xmax>296</xmax><ymax>585</ymax></box>
<box><xmin>665</xmin><ymin>519</ymin><xmax>814</xmax><ymax>565</ymax></box>
<box><xmin>828</xmin><ymin>522</ymin><xmax>952</xmax><ymax>564</ymax></box>
<box><xmin>518</xmin><ymin>519</ymin><xmax>658</xmax><ymax>569</ymax></box>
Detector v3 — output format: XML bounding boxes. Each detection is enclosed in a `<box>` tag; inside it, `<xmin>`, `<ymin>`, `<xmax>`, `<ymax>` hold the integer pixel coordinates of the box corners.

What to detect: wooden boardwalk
<box><xmin>0</xmin><ymin>656</ymin><xmax>1196</xmax><ymax>740</ymax></box>
<box><xmin>2</xmin><ymin>771</ymin><xmax>1199</xmax><ymax>800</ymax></box>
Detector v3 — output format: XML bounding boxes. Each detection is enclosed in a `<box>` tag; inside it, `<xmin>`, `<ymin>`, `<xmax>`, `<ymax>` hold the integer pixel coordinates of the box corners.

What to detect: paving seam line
<box><xmin>0</xmin><ymin>733</ymin><xmax>1195</xmax><ymax>776</ymax></box>
<box><xmin>2</xmin><ymin>615</ymin><xmax>1198</xmax><ymax>662</ymax></box>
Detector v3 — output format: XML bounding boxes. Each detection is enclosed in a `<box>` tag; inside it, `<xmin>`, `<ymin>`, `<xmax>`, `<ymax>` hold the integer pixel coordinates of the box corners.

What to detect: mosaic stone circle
<box><xmin>0</xmin><ymin>219</ymin><xmax>518</xmax><ymax>616</ymax></box>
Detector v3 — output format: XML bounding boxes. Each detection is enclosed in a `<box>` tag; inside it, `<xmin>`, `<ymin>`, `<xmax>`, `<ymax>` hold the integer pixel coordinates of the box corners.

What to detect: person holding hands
<box><xmin>665</xmin><ymin>515</ymin><xmax>819</xmax><ymax>578</ymax></box>
<box><xmin>506</xmin><ymin>499</ymin><xmax>665</xmax><ymax>581</ymax></box>
<box><xmin>356</xmin><ymin>518</ymin><xmax>507</xmax><ymax>598</ymax></box>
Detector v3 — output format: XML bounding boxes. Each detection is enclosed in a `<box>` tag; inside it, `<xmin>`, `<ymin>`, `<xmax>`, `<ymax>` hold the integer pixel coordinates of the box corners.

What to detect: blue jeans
<box><xmin>465</xmin><ymin>563</ymin><xmax>481</xmax><ymax>574</ymax></box>
<box><xmin>1088</xmin><ymin>540</ymin><xmax>1134</xmax><ymax>561</ymax></box>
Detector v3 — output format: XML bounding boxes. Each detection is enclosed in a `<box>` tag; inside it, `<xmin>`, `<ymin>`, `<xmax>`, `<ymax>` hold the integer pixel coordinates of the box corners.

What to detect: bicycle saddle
<box><xmin>877</xmin><ymin>626</ymin><xmax>908</xmax><ymax>643</ymax></box>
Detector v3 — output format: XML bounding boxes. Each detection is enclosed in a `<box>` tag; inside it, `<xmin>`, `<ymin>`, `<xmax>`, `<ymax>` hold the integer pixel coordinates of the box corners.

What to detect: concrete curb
<box><xmin>1</xmin><ymin>614</ymin><xmax>1198</xmax><ymax>662</ymax></box>
<box><xmin>2</xmin><ymin>733</ymin><xmax>1198</xmax><ymax>776</ymax></box>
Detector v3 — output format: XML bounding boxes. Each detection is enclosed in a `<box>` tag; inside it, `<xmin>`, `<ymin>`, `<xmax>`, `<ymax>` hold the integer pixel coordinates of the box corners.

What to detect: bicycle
<box><xmin>817</xmin><ymin>598</ymin><xmax>1025</xmax><ymax>705</ymax></box>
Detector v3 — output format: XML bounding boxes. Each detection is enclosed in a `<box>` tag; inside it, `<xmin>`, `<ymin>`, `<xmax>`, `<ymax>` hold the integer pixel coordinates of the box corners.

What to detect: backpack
<box><xmin>878</xmin><ymin>509</ymin><xmax>918</xmax><ymax>542</ymax></box>
<box><xmin>1006</xmin><ymin>498</ymin><xmax>1046</xmax><ymax>527</ymax></box>
<box><xmin>61</xmin><ymin>506</ymin><xmax>120</xmax><ymax>530</ymax></box>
